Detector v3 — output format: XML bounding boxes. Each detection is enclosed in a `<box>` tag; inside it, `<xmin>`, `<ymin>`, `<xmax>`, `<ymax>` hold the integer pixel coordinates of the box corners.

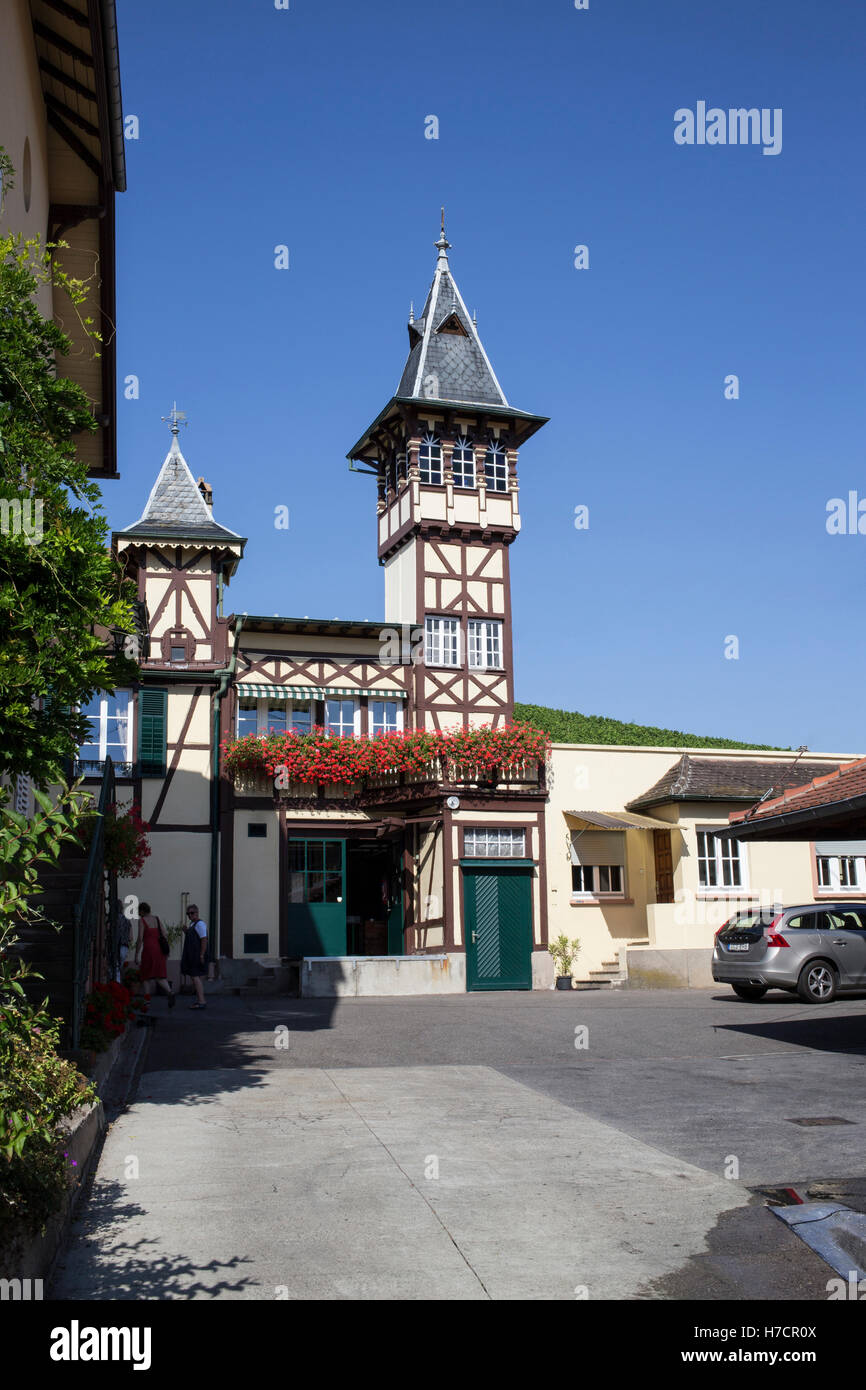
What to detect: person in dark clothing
<box><xmin>181</xmin><ymin>904</ymin><xmax>208</xmax><ymax>1010</ymax></box>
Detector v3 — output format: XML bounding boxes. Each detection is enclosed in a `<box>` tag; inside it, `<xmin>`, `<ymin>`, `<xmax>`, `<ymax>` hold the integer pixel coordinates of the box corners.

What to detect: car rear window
<box><xmin>720</xmin><ymin>910</ymin><xmax>778</xmax><ymax>933</ymax></box>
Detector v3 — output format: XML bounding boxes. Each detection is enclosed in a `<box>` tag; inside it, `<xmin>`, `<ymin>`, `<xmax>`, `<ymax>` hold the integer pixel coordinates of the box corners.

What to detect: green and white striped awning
<box><xmin>236</xmin><ymin>683</ymin><xmax>407</xmax><ymax>700</ymax></box>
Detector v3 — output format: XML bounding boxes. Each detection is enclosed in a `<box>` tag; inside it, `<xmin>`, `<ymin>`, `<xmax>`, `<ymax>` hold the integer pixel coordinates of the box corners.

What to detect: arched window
<box><xmin>484</xmin><ymin>441</ymin><xmax>508</xmax><ymax>493</ymax></box>
<box><xmin>418</xmin><ymin>432</ymin><xmax>442</xmax><ymax>485</ymax></box>
<box><xmin>451</xmin><ymin>436</ymin><xmax>476</xmax><ymax>489</ymax></box>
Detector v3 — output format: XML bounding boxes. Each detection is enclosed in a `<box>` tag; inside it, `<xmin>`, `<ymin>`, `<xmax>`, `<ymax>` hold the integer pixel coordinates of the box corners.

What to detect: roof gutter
<box><xmin>97</xmin><ymin>0</ymin><xmax>126</xmax><ymax>191</ymax></box>
<box><xmin>717</xmin><ymin>791</ymin><xmax>866</xmax><ymax>840</ymax></box>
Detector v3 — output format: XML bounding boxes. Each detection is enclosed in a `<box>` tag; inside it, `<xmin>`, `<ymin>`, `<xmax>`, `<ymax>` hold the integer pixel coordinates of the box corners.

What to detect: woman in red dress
<box><xmin>134</xmin><ymin>902</ymin><xmax>175</xmax><ymax>1008</ymax></box>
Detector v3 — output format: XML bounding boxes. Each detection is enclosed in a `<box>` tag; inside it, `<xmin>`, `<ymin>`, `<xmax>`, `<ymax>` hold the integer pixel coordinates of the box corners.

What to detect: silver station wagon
<box><xmin>713</xmin><ymin>903</ymin><xmax>866</xmax><ymax>1003</ymax></box>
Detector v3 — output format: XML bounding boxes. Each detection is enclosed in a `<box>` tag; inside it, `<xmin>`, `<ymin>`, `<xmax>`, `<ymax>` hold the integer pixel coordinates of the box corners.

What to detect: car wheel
<box><xmin>732</xmin><ymin>984</ymin><xmax>767</xmax><ymax>1001</ymax></box>
<box><xmin>797</xmin><ymin>959</ymin><xmax>837</xmax><ymax>1004</ymax></box>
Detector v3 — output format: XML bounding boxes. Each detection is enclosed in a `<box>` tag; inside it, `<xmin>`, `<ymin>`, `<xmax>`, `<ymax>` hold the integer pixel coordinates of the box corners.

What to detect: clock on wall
<box><xmin>446</xmin><ymin>795</ymin><xmax>460</xmax><ymax>810</ymax></box>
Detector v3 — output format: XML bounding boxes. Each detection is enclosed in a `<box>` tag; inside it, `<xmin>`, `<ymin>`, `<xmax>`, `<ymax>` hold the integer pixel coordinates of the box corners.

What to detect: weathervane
<box><xmin>161</xmin><ymin>402</ymin><xmax>187</xmax><ymax>436</ymax></box>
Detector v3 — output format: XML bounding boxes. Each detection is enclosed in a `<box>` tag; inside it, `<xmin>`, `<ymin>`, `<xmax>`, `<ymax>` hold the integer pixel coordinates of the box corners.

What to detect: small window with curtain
<box><xmin>570</xmin><ymin>830</ymin><xmax>626</xmax><ymax>898</ymax></box>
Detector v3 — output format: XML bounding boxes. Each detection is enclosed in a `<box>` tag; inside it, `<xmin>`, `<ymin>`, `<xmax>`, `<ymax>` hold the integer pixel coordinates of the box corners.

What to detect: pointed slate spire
<box><xmin>396</xmin><ymin>214</ymin><xmax>509</xmax><ymax>408</ymax></box>
<box><xmin>117</xmin><ymin>418</ymin><xmax>243</xmax><ymax>545</ymax></box>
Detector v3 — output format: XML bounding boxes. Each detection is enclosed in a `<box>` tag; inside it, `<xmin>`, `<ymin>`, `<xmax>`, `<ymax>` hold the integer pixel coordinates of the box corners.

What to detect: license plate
<box><xmin>726</xmin><ymin>943</ymin><xmax>749</xmax><ymax>952</ymax></box>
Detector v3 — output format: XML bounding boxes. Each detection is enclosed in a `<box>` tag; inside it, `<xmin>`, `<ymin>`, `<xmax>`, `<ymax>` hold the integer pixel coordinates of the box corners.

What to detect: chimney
<box><xmin>197</xmin><ymin>476</ymin><xmax>213</xmax><ymax>511</ymax></box>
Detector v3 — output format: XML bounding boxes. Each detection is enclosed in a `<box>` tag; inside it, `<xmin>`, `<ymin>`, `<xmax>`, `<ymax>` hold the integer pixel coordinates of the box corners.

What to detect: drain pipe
<box><xmin>210</xmin><ymin>613</ymin><xmax>245</xmax><ymax>959</ymax></box>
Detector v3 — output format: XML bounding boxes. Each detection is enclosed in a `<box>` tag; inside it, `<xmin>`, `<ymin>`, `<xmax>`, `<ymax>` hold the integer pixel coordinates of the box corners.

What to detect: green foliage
<box><xmin>0</xmin><ymin>147</ymin><xmax>137</xmax><ymax>786</ymax></box>
<box><xmin>514</xmin><ymin>703</ymin><xmax>785</xmax><ymax>751</ymax></box>
<box><xmin>0</xmin><ymin>784</ymin><xmax>96</xmax><ymax>1239</ymax></box>
<box><xmin>548</xmin><ymin>935</ymin><xmax>581</xmax><ymax>976</ymax></box>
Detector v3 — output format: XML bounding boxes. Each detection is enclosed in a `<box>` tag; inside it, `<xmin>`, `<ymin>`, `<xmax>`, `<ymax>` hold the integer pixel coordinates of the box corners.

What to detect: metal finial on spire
<box><xmin>409</xmin><ymin>301</ymin><xmax>414</xmax><ymax>325</ymax></box>
<box><xmin>161</xmin><ymin>401</ymin><xmax>187</xmax><ymax>436</ymax></box>
<box><xmin>435</xmin><ymin>207</ymin><xmax>450</xmax><ymax>260</ymax></box>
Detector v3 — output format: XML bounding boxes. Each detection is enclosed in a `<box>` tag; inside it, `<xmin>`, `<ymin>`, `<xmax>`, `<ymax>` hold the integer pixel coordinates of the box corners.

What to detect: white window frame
<box><xmin>424</xmin><ymin>615</ymin><xmax>462</xmax><ymax>668</ymax></box>
<box><xmin>369</xmin><ymin>699</ymin><xmax>403</xmax><ymax>736</ymax></box>
<box><xmin>696</xmin><ymin>827</ymin><xmax>748</xmax><ymax>892</ymax></box>
<box><xmin>78</xmin><ymin>689</ymin><xmax>133</xmax><ymax>764</ymax></box>
<box><xmin>463</xmin><ymin>827</ymin><xmax>526</xmax><ymax>858</ymax></box>
<box><xmin>324</xmin><ymin>697</ymin><xmax>360</xmax><ymax>739</ymax></box>
<box><xmin>468</xmin><ymin>619</ymin><xmax>503</xmax><ymax>670</ymax></box>
<box><xmin>816</xmin><ymin>854</ymin><xmax>866</xmax><ymax>893</ymax></box>
<box><xmin>451</xmin><ymin>436</ymin><xmax>476</xmax><ymax>489</ymax></box>
<box><xmin>484</xmin><ymin>441</ymin><xmax>508</xmax><ymax>493</ymax></box>
<box><xmin>418</xmin><ymin>432</ymin><xmax>442</xmax><ymax>485</ymax></box>
<box><xmin>571</xmin><ymin>863</ymin><xmax>624</xmax><ymax>897</ymax></box>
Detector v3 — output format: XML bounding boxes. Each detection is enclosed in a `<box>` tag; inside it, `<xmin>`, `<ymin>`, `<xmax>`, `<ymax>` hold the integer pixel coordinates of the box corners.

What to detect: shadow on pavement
<box><xmin>50</xmin><ymin>1181</ymin><xmax>257</xmax><ymax>1300</ymax></box>
<box><xmin>713</xmin><ymin>1011</ymin><xmax>866</xmax><ymax>1055</ymax></box>
<box><xmin>142</xmin><ymin>994</ymin><xmax>338</xmax><ymax>1082</ymax></box>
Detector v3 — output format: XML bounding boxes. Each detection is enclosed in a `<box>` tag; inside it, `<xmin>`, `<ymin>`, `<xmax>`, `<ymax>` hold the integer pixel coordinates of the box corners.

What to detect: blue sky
<box><xmin>110</xmin><ymin>0</ymin><xmax>866</xmax><ymax>752</ymax></box>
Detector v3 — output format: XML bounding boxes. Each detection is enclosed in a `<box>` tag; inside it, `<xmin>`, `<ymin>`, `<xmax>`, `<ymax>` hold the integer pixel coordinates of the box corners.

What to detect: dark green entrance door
<box><xmin>286</xmin><ymin>838</ymin><xmax>346</xmax><ymax>955</ymax></box>
<box><xmin>463</xmin><ymin>861</ymin><xmax>533</xmax><ymax>991</ymax></box>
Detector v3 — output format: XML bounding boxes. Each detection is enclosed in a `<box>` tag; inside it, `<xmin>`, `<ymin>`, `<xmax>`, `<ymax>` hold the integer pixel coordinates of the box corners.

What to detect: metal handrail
<box><xmin>71</xmin><ymin>756</ymin><xmax>116</xmax><ymax>1048</ymax></box>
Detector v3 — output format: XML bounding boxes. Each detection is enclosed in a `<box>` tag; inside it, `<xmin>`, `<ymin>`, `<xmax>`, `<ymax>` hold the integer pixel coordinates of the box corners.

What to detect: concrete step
<box><xmin>573</xmin><ymin>979</ymin><xmax>616</xmax><ymax>990</ymax></box>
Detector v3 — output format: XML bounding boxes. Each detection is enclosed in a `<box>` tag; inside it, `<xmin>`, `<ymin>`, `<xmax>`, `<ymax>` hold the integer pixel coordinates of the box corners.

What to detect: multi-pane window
<box><xmin>463</xmin><ymin>827</ymin><xmax>526</xmax><ymax>858</ymax></box>
<box><xmin>325</xmin><ymin>698</ymin><xmax>357</xmax><ymax>738</ymax></box>
<box><xmin>484</xmin><ymin>441</ymin><xmax>508</xmax><ymax>492</ymax></box>
<box><xmin>370</xmin><ymin>699</ymin><xmax>402</xmax><ymax>735</ymax></box>
<box><xmin>451</xmin><ymin>437</ymin><xmax>476</xmax><ymax>488</ymax></box>
<box><xmin>468</xmin><ymin>619</ymin><xmax>503</xmax><ymax>670</ymax></box>
<box><xmin>288</xmin><ymin>839</ymin><xmax>343</xmax><ymax>904</ymax></box>
<box><xmin>78</xmin><ymin>690</ymin><xmax>132</xmax><ymax>765</ymax></box>
<box><xmin>424</xmin><ymin>616</ymin><xmax>461</xmax><ymax>667</ymax></box>
<box><xmin>697</xmin><ymin>830</ymin><xmax>745</xmax><ymax>888</ymax></box>
<box><xmin>816</xmin><ymin>848</ymin><xmax>866</xmax><ymax>891</ymax></box>
<box><xmin>418</xmin><ymin>432</ymin><xmax>442</xmax><ymax>485</ymax></box>
<box><xmin>237</xmin><ymin>698</ymin><xmax>314</xmax><ymax>737</ymax></box>
<box><xmin>572</xmin><ymin>864</ymin><xmax>623</xmax><ymax>895</ymax></box>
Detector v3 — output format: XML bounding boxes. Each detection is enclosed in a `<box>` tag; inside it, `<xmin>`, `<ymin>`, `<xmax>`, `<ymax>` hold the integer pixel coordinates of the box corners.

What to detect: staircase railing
<box><xmin>71</xmin><ymin>756</ymin><xmax>116</xmax><ymax>1048</ymax></box>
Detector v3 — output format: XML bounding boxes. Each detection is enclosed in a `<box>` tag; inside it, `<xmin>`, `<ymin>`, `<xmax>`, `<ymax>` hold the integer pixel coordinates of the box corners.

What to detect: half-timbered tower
<box><xmin>347</xmin><ymin>218</ymin><xmax>547</xmax><ymax>730</ymax></box>
<box><xmin>112</xmin><ymin>417</ymin><xmax>245</xmax><ymax>927</ymax></box>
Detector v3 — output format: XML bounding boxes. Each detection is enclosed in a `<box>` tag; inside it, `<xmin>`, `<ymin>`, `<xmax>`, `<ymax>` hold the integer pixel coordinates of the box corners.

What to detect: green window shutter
<box><xmin>139</xmin><ymin>688</ymin><xmax>167</xmax><ymax>775</ymax></box>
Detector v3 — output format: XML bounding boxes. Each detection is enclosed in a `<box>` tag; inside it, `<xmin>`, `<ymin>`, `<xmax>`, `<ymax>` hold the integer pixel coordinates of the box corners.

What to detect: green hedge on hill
<box><xmin>513</xmin><ymin>703</ymin><xmax>785</xmax><ymax>751</ymax></box>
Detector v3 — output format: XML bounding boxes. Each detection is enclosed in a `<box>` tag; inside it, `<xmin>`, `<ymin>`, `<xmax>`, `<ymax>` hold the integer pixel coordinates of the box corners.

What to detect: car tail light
<box><xmin>766</xmin><ymin>932</ymin><xmax>789</xmax><ymax>947</ymax></box>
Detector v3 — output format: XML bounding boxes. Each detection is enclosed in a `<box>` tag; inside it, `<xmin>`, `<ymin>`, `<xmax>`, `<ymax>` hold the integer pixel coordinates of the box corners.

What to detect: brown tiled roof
<box><xmin>627</xmin><ymin>754</ymin><xmax>836</xmax><ymax>811</ymax></box>
<box><xmin>729</xmin><ymin>756</ymin><xmax>866</xmax><ymax>824</ymax></box>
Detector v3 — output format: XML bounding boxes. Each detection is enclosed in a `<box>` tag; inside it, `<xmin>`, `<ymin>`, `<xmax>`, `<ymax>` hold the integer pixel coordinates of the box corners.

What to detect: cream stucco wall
<box><xmin>119</xmin><ymin>831</ymin><xmax>212</xmax><ymax>933</ymax></box>
<box><xmin>233</xmin><ymin>809</ymin><xmax>280</xmax><ymax>957</ymax></box>
<box><xmin>545</xmin><ymin>743</ymin><xmax>860</xmax><ymax>979</ymax></box>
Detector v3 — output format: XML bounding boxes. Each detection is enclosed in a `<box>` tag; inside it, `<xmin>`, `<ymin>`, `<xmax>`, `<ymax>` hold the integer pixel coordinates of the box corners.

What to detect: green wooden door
<box><xmin>463</xmin><ymin>862</ymin><xmax>533</xmax><ymax>991</ymax></box>
<box><xmin>286</xmin><ymin>838</ymin><xmax>346</xmax><ymax>956</ymax></box>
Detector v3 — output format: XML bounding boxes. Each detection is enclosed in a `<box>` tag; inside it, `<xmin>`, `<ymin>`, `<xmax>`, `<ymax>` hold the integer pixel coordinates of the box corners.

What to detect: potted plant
<box><xmin>548</xmin><ymin>934</ymin><xmax>580</xmax><ymax>990</ymax></box>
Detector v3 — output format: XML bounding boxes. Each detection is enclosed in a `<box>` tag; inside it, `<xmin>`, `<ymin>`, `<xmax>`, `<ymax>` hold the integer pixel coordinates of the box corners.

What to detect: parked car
<box><xmin>713</xmin><ymin>903</ymin><xmax>866</xmax><ymax>1003</ymax></box>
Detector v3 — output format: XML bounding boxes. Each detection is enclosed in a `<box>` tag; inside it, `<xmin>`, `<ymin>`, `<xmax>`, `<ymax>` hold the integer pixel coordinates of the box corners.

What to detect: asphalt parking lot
<box><xmin>52</xmin><ymin>987</ymin><xmax>866</xmax><ymax>1301</ymax></box>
